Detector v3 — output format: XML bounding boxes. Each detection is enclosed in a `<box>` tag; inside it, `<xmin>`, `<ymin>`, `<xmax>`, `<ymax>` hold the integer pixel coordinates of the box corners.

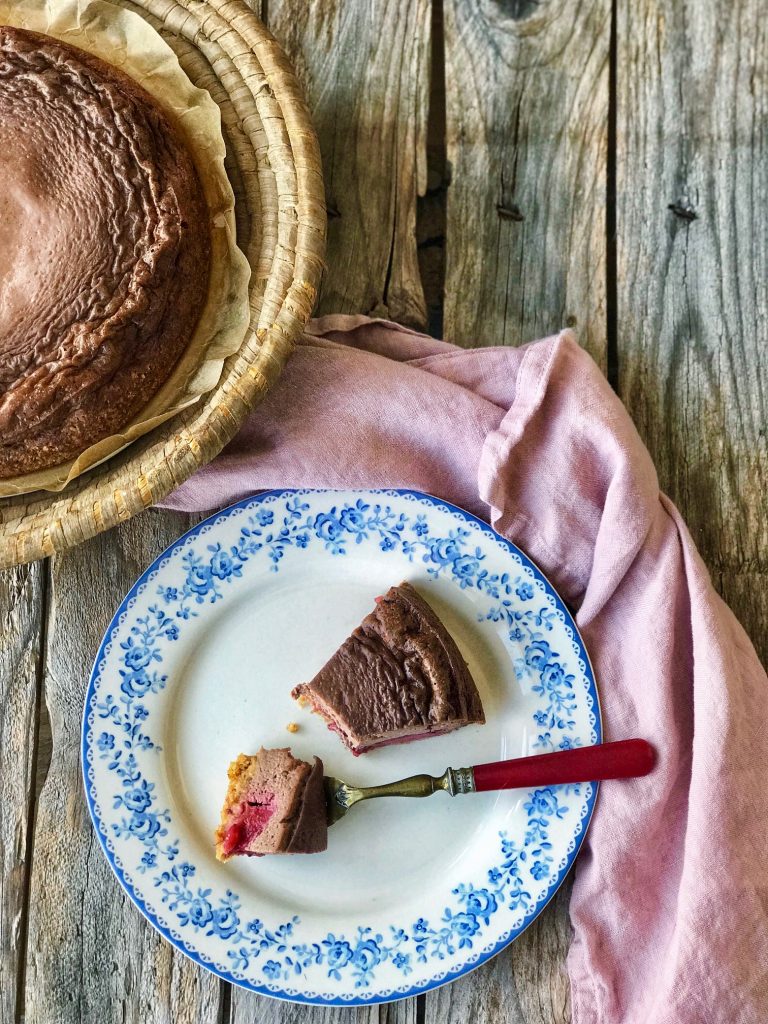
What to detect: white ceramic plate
<box><xmin>83</xmin><ymin>489</ymin><xmax>600</xmax><ymax>1004</ymax></box>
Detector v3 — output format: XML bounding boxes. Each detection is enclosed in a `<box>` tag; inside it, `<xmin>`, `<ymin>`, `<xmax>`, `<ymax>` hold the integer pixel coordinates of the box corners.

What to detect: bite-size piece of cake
<box><xmin>215</xmin><ymin>748</ymin><xmax>327</xmax><ymax>860</ymax></box>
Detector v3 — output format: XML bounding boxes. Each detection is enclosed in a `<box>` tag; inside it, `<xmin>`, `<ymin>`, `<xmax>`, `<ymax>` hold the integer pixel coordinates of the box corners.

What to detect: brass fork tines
<box><xmin>323</xmin><ymin>767</ymin><xmax>476</xmax><ymax>826</ymax></box>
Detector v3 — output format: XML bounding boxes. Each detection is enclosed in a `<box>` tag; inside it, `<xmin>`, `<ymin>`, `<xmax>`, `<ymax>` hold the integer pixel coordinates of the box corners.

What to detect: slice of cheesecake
<box><xmin>215</xmin><ymin>747</ymin><xmax>327</xmax><ymax>859</ymax></box>
<box><xmin>292</xmin><ymin>582</ymin><xmax>485</xmax><ymax>756</ymax></box>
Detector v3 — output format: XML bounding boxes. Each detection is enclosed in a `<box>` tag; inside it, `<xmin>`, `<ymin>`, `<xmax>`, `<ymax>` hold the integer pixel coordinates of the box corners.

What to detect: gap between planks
<box><xmin>14</xmin><ymin>559</ymin><xmax>50</xmax><ymax>1024</ymax></box>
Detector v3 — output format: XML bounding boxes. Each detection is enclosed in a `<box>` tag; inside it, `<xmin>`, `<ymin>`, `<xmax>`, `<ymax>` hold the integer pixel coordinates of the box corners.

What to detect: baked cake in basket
<box><xmin>0</xmin><ymin>27</ymin><xmax>211</xmax><ymax>477</ymax></box>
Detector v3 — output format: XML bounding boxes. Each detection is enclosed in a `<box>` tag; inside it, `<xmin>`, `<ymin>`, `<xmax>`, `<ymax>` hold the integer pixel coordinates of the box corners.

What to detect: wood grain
<box><xmin>22</xmin><ymin>512</ymin><xmax>223</xmax><ymax>1024</ymax></box>
<box><xmin>616</xmin><ymin>0</ymin><xmax>768</xmax><ymax>666</ymax></box>
<box><xmin>230</xmin><ymin>5</ymin><xmax>434</xmax><ymax>1019</ymax></box>
<box><xmin>421</xmin><ymin>2</ymin><xmax>611</xmax><ymax>1021</ymax></box>
<box><xmin>0</xmin><ymin>563</ymin><xmax>44</xmax><ymax>1024</ymax></box>
<box><xmin>230</xmin><ymin>991</ymin><xmax>417</xmax><ymax>1024</ymax></box>
<box><xmin>265</xmin><ymin>0</ymin><xmax>431</xmax><ymax>328</ymax></box>
<box><xmin>441</xmin><ymin>0</ymin><xmax>610</xmax><ymax>362</ymax></box>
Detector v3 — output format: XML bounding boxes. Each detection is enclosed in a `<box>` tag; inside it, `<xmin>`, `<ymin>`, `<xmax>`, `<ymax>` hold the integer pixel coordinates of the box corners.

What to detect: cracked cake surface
<box><xmin>0</xmin><ymin>27</ymin><xmax>211</xmax><ymax>476</ymax></box>
<box><xmin>215</xmin><ymin>748</ymin><xmax>327</xmax><ymax>859</ymax></box>
<box><xmin>292</xmin><ymin>582</ymin><xmax>485</xmax><ymax>755</ymax></box>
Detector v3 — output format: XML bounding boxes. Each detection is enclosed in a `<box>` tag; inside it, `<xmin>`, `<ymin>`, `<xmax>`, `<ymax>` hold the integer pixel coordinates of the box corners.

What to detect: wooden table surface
<box><xmin>2</xmin><ymin>1</ymin><xmax>766</xmax><ymax>1022</ymax></box>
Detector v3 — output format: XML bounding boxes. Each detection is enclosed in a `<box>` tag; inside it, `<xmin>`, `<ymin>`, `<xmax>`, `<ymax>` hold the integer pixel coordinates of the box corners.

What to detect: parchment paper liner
<box><xmin>0</xmin><ymin>0</ymin><xmax>252</xmax><ymax>495</ymax></box>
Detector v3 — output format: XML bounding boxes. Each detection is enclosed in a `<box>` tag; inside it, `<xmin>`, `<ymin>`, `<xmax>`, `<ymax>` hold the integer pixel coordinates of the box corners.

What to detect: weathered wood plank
<box><xmin>230</xmin><ymin>993</ymin><xmax>418</xmax><ymax>1024</ymax></box>
<box><xmin>616</xmin><ymin>0</ymin><xmax>768</xmax><ymax>667</ymax></box>
<box><xmin>23</xmin><ymin>511</ymin><xmax>223</xmax><ymax>1024</ymax></box>
<box><xmin>427</xmin><ymin>2</ymin><xmax>611</xmax><ymax>1021</ymax></box>
<box><xmin>265</xmin><ymin>0</ymin><xmax>431</xmax><ymax>328</ymax></box>
<box><xmin>0</xmin><ymin>562</ymin><xmax>44</xmax><ymax>1024</ymax></box>
<box><xmin>230</xmin><ymin>4</ymin><xmax>432</xmax><ymax>1018</ymax></box>
<box><xmin>442</xmin><ymin>0</ymin><xmax>610</xmax><ymax>363</ymax></box>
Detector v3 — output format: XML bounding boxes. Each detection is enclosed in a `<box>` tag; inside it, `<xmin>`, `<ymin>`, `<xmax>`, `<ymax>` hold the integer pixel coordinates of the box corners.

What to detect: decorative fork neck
<box><xmin>356</xmin><ymin>767</ymin><xmax>476</xmax><ymax>801</ymax></box>
<box><xmin>330</xmin><ymin>767</ymin><xmax>476</xmax><ymax>821</ymax></box>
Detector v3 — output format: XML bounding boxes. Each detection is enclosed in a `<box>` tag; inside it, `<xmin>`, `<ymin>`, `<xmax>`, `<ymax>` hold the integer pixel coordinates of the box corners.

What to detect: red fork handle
<box><xmin>472</xmin><ymin>739</ymin><xmax>656</xmax><ymax>792</ymax></box>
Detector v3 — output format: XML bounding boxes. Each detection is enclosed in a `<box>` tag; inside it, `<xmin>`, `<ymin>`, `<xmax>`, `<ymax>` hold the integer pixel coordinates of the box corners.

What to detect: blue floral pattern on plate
<box><xmin>83</xmin><ymin>489</ymin><xmax>600</xmax><ymax>1005</ymax></box>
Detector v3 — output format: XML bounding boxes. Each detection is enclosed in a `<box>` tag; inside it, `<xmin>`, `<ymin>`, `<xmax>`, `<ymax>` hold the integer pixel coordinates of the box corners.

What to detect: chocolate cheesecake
<box><xmin>292</xmin><ymin>582</ymin><xmax>485</xmax><ymax>755</ymax></box>
<box><xmin>0</xmin><ymin>27</ymin><xmax>211</xmax><ymax>477</ymax></box>
<box><xmin>215</xmin><ymin>748</ymin><xmax>327</xmax><ymax>859</ymax></box>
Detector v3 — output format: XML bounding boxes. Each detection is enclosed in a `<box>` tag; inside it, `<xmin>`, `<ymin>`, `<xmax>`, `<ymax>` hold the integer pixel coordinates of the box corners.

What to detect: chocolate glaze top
<box><xmin>0</xmin><ymin>27</ymin><xmax>210</xmax><ymax>477</ymax></box>
<box><xmin>293</xmin><ymin>582</ymin><xmax>485</xmax><ymax>748</ymax></box>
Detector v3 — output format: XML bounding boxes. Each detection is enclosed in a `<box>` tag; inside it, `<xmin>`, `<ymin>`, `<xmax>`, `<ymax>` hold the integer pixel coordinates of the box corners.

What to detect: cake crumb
<box><xmin>295</xmin><ymin>694</ymin><xmax>310</xmax><ymax>708</ymax></box>
<box><xmin>286</xmin><ymin>721</ymin><xmax>299</xmax><ymax>733</ymax></box>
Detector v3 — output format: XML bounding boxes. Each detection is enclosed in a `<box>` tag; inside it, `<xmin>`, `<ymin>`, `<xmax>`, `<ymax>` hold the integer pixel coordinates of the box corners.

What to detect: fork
<box><xmin>323</xmin><ymin>738</ymin><xmax>655</xmax><ymax>825</ymax></box>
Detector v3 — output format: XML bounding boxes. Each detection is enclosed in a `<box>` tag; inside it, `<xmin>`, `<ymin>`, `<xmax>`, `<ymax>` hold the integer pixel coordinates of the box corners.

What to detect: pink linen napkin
<box><xmin>161</xmin><ymin>316</ymin><xmax>768</xmax><ymax>1023</ymax></box>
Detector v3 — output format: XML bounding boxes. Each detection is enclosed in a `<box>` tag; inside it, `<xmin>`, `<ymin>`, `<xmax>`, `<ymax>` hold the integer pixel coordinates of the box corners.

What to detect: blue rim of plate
<box><xmin>82</xmin><ymin>488</ymin><xmax>601</xmax><ymax>1005</ymax></box>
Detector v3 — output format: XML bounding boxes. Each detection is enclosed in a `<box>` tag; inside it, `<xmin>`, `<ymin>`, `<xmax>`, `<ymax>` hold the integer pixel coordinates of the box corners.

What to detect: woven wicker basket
<box><xmin>0</xmin><ymin>0</ymin><xmax>325</xmax><ymax>569</ymax></box>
